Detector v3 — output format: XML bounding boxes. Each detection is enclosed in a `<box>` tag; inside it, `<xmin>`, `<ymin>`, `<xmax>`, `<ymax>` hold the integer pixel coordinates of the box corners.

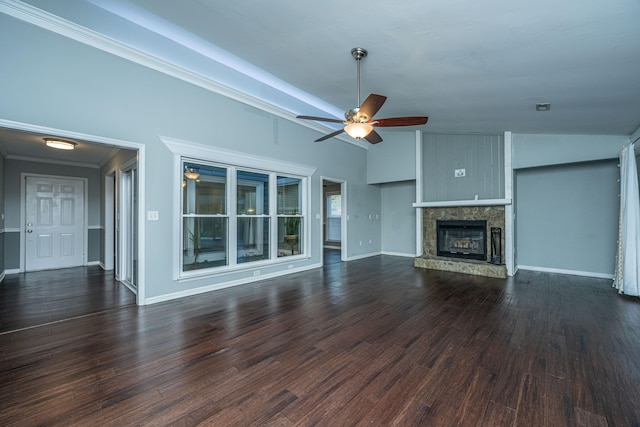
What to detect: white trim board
<box><xmin>413</xmin><ymin>199</ymin><xmax>512</xmax><ymax>208</ymax></box>
<box><xmin>517</xmin><ymin>265</ymin><xmax>614</xmax><ymax>280</ymax></box>
<box><xmin>381</xmin><ymin>251</ymin><xmax>417</xmax><ymax>258</ymax></box>
<box><xmin>344</xmin><ymin>251</ymin><xmax>381</xmax><ymax>262</ymax></box>
<box><xmin>145</xmin><ymin>262</ymin><xmax>321</xmax><ymax>305</ymax></box>
<box><xmin>161</xmin><ymin>135</ymin><xmax>317</xmax><ymax>177</ymax></box>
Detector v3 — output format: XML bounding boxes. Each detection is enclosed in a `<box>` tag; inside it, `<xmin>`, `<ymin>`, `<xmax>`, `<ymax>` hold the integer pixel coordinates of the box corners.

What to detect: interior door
<box><xmin>25</xmin><ymin>176</ymin><xmax>85</xmax><ymax>271</ymax></box>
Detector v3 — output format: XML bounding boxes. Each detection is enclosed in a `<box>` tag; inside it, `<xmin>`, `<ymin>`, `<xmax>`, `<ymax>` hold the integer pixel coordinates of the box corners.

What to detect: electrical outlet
<box><xmin>454</xmin><ymin>168</ymin><xmax>466</xmax><ymax>178</ymax></box>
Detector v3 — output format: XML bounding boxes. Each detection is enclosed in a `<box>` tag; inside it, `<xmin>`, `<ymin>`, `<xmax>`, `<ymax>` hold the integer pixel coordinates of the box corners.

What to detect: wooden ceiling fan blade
<box><xmin>359</xmin><ymin>94</ymin><xmax>387</xmax><ymax>120</ymax></box>
<box><xmin>315</xmin><ymin>128</ymin><xmax>345</xmax><ymax>142</ymax></box>
<box><xmin>297</xmin><ymin>115</ymin><xmax>345</xmax><ymax>124</ymax></box>
<box><xmin>375</xmin><ymin>116</ymin><xmax>429</xmax><ymax>127</ymax></box>
<box><xmin>364</xmin><ymin>129</ymin><xmax>383</xmax><ymax>144</ymax></box>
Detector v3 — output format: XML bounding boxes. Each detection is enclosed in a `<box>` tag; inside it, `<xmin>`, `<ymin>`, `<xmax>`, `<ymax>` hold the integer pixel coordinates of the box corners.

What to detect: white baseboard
<box><xmin>381</xmin><ymin>251</ymin><xmax>417</xmax><ymax>258</ymax></box>
<box><xmin>344</xmin><ymin>251</ymin><xmax>381</xmax><ymax>261</ymax></box>
<box><xmin>85</xmin><ymin>261</ymin><xmax>100</xmax><ymax>266</ymax></box>
<box><xmin>98</xmin><ymin>262</ymin><xmax>115</xmax><ymax>271</ymax></box>
<box><xmin>517</xmin><ymin>265</ymin><xmax>614</xmax><ymax>280</ymax></box>
<box><xmin>5</xmin><ymin>268</ymin><xmax>20</xmax><ymax>275</ymax></box>
<box><xmin>144</xmin><ymin>262</ymin><xmax>322</xmax><ymax>305</ymax></box>
<box><xmin>0</xmin><ymin>271</ymin><xmax>4</xmax><ymax>283</ymax></box>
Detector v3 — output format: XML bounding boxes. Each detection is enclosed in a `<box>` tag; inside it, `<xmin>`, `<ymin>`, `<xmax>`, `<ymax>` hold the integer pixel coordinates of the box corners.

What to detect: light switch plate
<box><xmin>454</xmin><ymin>168</ymin><xmax>466</xmax><ymax>177</ymax></box>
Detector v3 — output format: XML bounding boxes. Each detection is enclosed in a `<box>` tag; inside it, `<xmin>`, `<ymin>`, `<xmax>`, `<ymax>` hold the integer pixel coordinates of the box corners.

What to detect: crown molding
<box><xmin>0</xmin><ymin>0</ymin><xmax>366</xmax><ymax>149</ymax></box>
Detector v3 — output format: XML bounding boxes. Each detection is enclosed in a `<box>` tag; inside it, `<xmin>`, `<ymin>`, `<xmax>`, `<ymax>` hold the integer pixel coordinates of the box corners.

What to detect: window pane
<box><xmin>277</xmin><ymin>176</ymin><xmax>301</xmax><ymax>214</ymax></box>
<box><xmin>237</xmin><ymin>217</ymin><xmax>270</xmax><ymax>263</ymax></box>
<box><xmin>237</xmin><ymin>170</ymin><xmax>269</xmax><ymax>215</ymax></box>
<box><xmin>278</xmin><ymin>216</ymin><xmax>303</xmax><ymax>257</ymax></box>
<box><xmin>183</xmin><ymin>163</ymin><xmax>227</xmax><ymax>214</ymax></box>
<box><xmin>328</xmin><ymin>194</ymin><xmax>342</xmax><ymax>216</ymax></box>
<box><xmin>183</xmin><ymin>217</ymin><xmax>227</xmax><ymax>271</ymax></box>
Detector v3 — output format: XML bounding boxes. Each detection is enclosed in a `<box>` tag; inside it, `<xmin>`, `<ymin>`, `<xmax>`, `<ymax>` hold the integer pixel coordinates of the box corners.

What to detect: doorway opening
<box><xmin>0</xmin><ymin>119</ymin><xmax>145</xmax><ymax>305</ymax></box>
<box><xmin>322</xmin><ymin>178</ymin><xmax>346</xmax><ymax>265</ymax></box>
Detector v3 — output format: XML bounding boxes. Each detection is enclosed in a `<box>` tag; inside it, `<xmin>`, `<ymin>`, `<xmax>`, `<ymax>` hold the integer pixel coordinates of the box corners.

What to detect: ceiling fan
<box><xmin>297</xmin><ymin>47</ymin><xmax>428</xmax><ymax>144</ymax></box>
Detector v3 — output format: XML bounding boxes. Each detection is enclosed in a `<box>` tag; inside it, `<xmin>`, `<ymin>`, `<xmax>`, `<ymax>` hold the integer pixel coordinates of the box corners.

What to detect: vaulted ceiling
<box><xmin>2</xmin><ymin>0</ymin><xmax>640</xmax><ymax>162</ymax></box>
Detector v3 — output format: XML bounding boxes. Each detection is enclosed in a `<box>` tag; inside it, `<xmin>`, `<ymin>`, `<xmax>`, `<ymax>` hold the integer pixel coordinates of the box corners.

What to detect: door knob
<box><xmin>27</xmin><ymin>229</ymin><xmax>33</xmax><ymax>233</ymax></box>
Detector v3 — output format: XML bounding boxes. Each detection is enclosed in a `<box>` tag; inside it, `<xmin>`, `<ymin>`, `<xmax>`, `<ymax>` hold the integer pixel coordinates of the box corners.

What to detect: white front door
<box><xmin>25</xmin><ymin>176</ymin><xmax>85</xmax><ymax>271</ymax></box>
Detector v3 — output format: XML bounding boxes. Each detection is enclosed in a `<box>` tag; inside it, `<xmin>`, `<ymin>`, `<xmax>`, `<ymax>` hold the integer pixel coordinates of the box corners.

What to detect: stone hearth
<box><xmin>415</xmin><ymin>205</ymin><xmax>507</xmax><ymax>278</ymax></box>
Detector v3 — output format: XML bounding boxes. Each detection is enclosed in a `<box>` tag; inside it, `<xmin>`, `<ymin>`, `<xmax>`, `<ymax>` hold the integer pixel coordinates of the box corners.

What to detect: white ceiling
<box><xmin>3</xmin><ymin>0</ymin><xmax>640</xmax><ymax>158</ymax></box>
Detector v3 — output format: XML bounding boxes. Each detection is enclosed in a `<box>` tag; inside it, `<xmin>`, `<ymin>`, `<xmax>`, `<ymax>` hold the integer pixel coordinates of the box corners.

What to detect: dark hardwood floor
<box><xmin>1</xmin><ymin>257</ymin><xmax>639</xmax><ymax>426</ymax></box>
<box><xmin>0</xmin><ymin>266</ymin><xmax>135</xmax><ymax>333</ymax></box>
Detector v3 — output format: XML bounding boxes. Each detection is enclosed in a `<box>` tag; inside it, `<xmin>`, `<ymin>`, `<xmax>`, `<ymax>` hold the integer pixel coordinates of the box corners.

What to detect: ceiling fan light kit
<box><xmin>345</xmin><ymin>122</ymin><xmax>374</xmax><ymax>139</ymax></box>
<box><xmin>296</xmin><ymin>47</ymin><xmax>428</xmax><ymax>144</ymax></box>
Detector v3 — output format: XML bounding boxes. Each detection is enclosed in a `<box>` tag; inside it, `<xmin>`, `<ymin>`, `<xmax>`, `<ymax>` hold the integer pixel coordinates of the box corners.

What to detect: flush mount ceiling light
<box><xmin>44</xmin><ymin>138</ymin><xmax>76</xmax><ymax>150</ymax></box>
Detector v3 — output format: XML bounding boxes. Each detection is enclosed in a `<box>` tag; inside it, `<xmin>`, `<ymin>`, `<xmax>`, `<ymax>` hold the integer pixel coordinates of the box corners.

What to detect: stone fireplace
<box><xmin>415</xmin><ymin>205</ymin><xmax>507</xmax><ymax>278</ymax></box>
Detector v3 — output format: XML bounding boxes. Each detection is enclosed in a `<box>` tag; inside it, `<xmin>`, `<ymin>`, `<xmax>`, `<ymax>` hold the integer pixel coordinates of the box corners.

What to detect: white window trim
<box><xmin>162</xmin><ymin>136</ymin><xmax>316</xmax><ymax>280</ymax></box>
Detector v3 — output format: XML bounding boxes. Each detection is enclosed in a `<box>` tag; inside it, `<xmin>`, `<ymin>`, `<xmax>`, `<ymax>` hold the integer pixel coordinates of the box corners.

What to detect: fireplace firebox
<box><xmin>436</xmin><ymin>220</ymin><xmax>487</xmax><ymax>261</ymax></box>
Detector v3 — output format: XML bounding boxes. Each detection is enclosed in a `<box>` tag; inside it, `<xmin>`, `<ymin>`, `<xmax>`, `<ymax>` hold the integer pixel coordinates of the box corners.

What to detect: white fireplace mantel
<box><xmin>412</xmin><ymin>198</ymin><xmax>511</xmax><ymax>208</ymax></box>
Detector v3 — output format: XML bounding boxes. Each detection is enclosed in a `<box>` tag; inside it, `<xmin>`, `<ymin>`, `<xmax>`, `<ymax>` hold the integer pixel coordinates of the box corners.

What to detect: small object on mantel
<box><xmin>474</xmin><ymin>194</ymin><xmax>478</xmax><ymax>200</ymax></box>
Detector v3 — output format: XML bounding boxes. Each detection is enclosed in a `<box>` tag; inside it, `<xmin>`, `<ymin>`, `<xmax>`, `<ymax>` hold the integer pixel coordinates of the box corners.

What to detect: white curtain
<box><xmin>613</xmin><ymin>142</ymin><xmax>640</xmax><ymax>296</ymax></box>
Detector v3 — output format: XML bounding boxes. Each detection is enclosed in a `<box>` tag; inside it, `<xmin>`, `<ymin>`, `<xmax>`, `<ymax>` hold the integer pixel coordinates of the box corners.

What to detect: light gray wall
<box><xmin>512</xmin><ymin>134</ymin><xmax>626</xmax><ymax>169</ymax></box>
<box><xmin>0</xmin><ymin>15</ymin><xmax>381</xmax><ymax>300</ymax></box>
<box><xmin>515</xmin><ymin>159</ymin><xmax>619</xmax><ymax>276</ymax></box>
<box><xmin>422</xmin><ymin>134</ymin><xmax>504</xmax><ymax>201</ymax></box>
<box><xmin>367</xmin><ymin>131</ymin><xmax>416</xmax><ymax>184</ymax></box>
<box><xmin>4</xmin><ymin>232</ymin><xmax>19</xmax><ymax>270</ymax></box>
<box><xmin>381</xmin><ymin>180</ymin><xmax>416</xmax><ymax>256</ymax></box>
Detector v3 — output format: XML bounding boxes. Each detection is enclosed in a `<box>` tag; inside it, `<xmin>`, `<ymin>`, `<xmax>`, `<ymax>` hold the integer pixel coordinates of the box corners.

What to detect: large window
<box><xmin>277</xmin><ymin>176</ymin><xmax>303</xmax><ymax>257</ymax></box>
<box><xmin>237</xmin><ymin>170</ymin><xmax>270</xmax><ymax>263</ymax></box>
<box><xmin>180</xmin><ymin>159</ymin><xmax>307</xmax><ymax>274</ymax></box>
<box><xmin>182</xmin><ymin>162</ymin><xmax>228</xmax><ymax>271</ymax></box>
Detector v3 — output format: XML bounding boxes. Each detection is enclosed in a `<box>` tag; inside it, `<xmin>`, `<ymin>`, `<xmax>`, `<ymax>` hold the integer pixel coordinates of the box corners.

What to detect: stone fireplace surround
<box><xmin>415</xmin><ymin>205</ymin><xmax>507</xmax><ymax>278</ymax></box>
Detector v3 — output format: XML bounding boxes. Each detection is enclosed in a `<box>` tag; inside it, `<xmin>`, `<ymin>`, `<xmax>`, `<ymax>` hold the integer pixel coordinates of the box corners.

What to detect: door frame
<box><xmin>20</xmin><ymin>173</ymin><xmax>88</xmax><ymax>273</ymax></box>
<box><xmin>103</xmin><ymin>171</ymin><xmax>115</xmax><ymax>271</ymax></box>
<box><xmin>116</xmin><ymin>158</ymin><xmax>138</xmax><ymax>290</ymax></box>
<box><xmin>1</xmin><ymin>118</ymin><xmax>146</xmax><ymax>305</ymax></box>
<box><xmin>320</xmin><ymin>176</ymin><xmax>347</xmax><ymax>264</ymax></box>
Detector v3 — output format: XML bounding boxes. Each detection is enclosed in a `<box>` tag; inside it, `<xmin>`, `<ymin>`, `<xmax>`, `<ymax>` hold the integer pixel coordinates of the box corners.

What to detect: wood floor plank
<box><xmin>1</xmin><ymin>259</ymin><xmax>639</xmax><ymax>425</ymax></box>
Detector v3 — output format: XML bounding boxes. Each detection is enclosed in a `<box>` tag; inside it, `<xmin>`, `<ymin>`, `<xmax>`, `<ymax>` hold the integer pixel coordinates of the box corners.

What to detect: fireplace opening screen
<box><xmin>436</xmin><ymin>220</ymin><xmax>487</xmax><ymax>261</ymax></box>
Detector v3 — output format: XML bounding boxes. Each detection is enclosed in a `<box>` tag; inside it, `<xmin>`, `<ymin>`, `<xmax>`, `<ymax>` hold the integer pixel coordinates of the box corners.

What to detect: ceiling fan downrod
<box><xmin>351</xmin><ymin>47</ymin><xmax>367</xmax><ymax>111</ymax></box>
